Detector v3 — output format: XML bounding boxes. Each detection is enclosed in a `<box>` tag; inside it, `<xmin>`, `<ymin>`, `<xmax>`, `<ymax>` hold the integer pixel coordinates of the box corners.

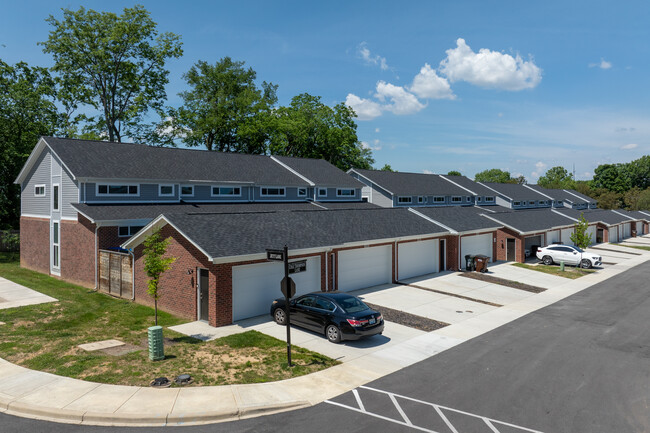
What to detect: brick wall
<box><xmin>496</xmin><ymin>228</ymin><xmax>523</xmax><ymax>262</ymax></box>
<box><xmin>445</xmin><ymin>235</ymin><xmax>459</xmax><ymax>270</ymax></box>
<box><xmin>61</xmin><ymin>215</ymin><xmax>96</xmax><ymax>288</ymax></box>
<box><xmin>20</xmin><ymin>216</ymin><xmax>50</xmax><ymax>274</ymax></box>
<box><xmin>98</xmin><ymin>226</ymin><xmax>124</xmax><ymax>250</ymax></box>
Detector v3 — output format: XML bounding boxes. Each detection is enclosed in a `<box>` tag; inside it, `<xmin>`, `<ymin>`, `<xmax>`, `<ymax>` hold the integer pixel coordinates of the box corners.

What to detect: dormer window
<box><xmin>181</xmin><ymin>185</ymin><xmax>194</xmax><ymax>196</ymax></box>
<box><xmin>466</xmin><ymin>196</ymin><xmax>472</xmax><ymax>202</ymax></box>
<box><xmin>297</xmin><ymin>187</ymin><xmax>307</xmax><ymax>197</ymax></box>
<box><xmin>398</xmin><ymin>196</ymin><xmax>412</xmax><ymax>204</ymax></box>
<box><xmin>318</xmin><ymin>188</ymin><xmax>327</xmax><ymax>197</ymax></box>
<box><xmin>159</xmin><ymin>184</ymin><xmax>174</xmax><ymax>196</ymax></box>
<box><xmin>418</xmin><ymin>196</ymin><xmax>425</xmax><ymax>204</ymax></box>
<box><xmin>212</xmin><ymin>186</ymin><xmax>241</xmax><ymax>196</ymax></box>
<box><xmin>433</xmin><ymin>196</ymin><xmax>445</xmax><ymax>203</ymax></box>
<box><xmin>261</xmin><ymin>187</ymin><xmax>285</xmax><ymax>197</ymax></box>
<box><xmin>528</xmin><ymin>201</ymin><xmax>536</xmax><ymax>206</ymax></box>
<box><xmin>513</xmin><ymin>201</ymin><xmax>521</xmax><ymax>206</ymax></box>
<box><xmin>485</xmin><ymin>197</ymin><xmax>494</xmax><ymax>202</ymax></box>
<box><xmin>97</xmin><ymin>184</ymin><xmax>139</xmax><ymax>196</ymax></box>
<box><xmin>451</xmin><ymin>196</ymin><xmax>462</xmax><ymax>203</ymax></box>
<box><xmin>337</xmin><ymin>188</ymin><xmax>355</xmax><ymax>197</ymax></box>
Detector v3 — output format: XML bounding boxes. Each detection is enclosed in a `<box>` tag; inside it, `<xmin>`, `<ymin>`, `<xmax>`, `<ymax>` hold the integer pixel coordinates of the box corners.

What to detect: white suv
<box><xmin>536</xmin><ymin>245</ymin><xmax>602</xmax><ymax>269</ymax></box>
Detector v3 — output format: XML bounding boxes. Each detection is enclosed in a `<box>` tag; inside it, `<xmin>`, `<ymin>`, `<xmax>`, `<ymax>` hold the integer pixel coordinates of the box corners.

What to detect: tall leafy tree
<box><xmin>172</xmin><ymin>57</ymin><xmax>277</xmax><ymax>152</ymax></box>
<box><xmin>474</xmin><ymin>168</ymin><xmax>511</xmax><ymax>183</ymax></box>
<box><xmin>447</xmin><ymin>170</ymin><xmax>462</xmax><ymax>176</ymax></box>
<box><xmin>592</xmin><ymin>163</ymin><xmax>631</xmax><ymax>193</ymax></box>
<box><xmin>41</xmin><ymin>5</ymin><xmax>183</xmax><ymax>142</ymax></box>
<box><xmin>537</xmin><ymin>166</ymin><xmax>574</xmax><ymax>189</ymax></box>
<box><xmin>270</xmin><ymin>93</ymin><xmax>374</xmax><ymax>170</ymax></box>
<box><xmin>0</xmin><ymin>61</ymin><xmax>60</xmax><ymax>229</ymax></box>
<box><xmin>380</xmin><ymin>164</ymin><xmax>395</xmax><ymax>172</ymax></box>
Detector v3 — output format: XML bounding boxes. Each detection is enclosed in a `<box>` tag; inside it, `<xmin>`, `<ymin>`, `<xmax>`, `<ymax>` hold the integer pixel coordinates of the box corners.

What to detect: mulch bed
<box><xmin>459</xmin><ymin>271</ymin><xmax>546</xmax><ymax>294</ymax></box>
<box><xmin>364</xmin><ymin>302</ymin><xmax>449</xmax><ymax>332</ymax></box>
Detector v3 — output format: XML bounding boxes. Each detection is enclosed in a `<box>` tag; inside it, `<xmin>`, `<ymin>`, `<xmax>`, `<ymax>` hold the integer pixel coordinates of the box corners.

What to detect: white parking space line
<box><xmin>326</xmin><ymin>385</ymin><xmax>545</xmax><ymax>433</ymax></box>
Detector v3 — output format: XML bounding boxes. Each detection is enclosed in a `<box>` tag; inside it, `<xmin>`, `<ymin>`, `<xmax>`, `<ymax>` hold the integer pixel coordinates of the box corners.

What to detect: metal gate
<box><xmin>99</xmin><ymin>250</ymin><xmax>132</xmax><ymax>299</ymax></box>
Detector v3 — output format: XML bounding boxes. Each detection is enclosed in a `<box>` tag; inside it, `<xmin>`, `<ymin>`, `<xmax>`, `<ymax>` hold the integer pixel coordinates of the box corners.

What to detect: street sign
<box><xmin>281</xmin><ymin>276</ymin><xmax>296</xmax><ymax>298</ymax></box>
<box><xmin>266</xmin><ymin>249</ymin><xmax>285</xmax><ymax>261</ymax></box>
<box><xmin>288</xmin><ymin>260</ymin><xmax>307</xmax><ymax>274</ymax></box>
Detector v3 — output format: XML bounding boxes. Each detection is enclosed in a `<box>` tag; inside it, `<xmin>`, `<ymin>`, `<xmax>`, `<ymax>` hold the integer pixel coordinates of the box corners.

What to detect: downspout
<box><xmin>94</xmin><ymin>225</ymin><xmax>98</xmax><ymax>290</ymax></box>
<box><xmin>458</xmin><ymin>234</ymin><xmax>462</xmax><ymax>271</ymax></box>
<box><xmin>128</xmin><ymin>248</ymin><xmax>135</xmax><ymax>300</ymax></box>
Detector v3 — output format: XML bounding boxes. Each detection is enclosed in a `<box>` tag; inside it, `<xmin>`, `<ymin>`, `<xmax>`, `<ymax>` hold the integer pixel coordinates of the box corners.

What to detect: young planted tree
<box><xmin>570</xmin><ymin>213</ymin><xmax>592</xmax><ymax>250</ymax></box>
<box><xmin>143</xmin><ymin>229</ymin><xmax>176</xmax><ymax>326</ymax></box>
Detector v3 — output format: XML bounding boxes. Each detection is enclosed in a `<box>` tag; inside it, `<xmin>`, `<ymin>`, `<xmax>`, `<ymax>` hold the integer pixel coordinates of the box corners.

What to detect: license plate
<box><xmin>369</xmin><ymin>318</ymin><xmax>376</xmax><ymax>325</ymax></box>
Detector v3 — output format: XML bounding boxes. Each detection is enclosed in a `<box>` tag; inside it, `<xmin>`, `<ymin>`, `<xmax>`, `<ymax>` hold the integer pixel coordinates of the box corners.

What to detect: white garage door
<box><xmin>608</xmin><ymin>227</ymin><xmax>618</xmax><ymax>243</ymax></box>
<box><xmin>561</xmin><ymin>228</ymin><xmax>574</xmax><ymax>245</ymax></box>
<box><xmin>461</xmin><ymin>233</ymin><xmax>493</xmax><ymax>263</ymax></box>
<box><xmin>637</xmin><ymin>221</ymin><xmax>644</xmax><ymax>235</ymax></box>
<box><xmin>546</xmin><ymin>230</ymin><xmax>560</xmax><ymax>245</ymax></box>
<box><xmin>232</xmin><ymin>256</ymin><xmax>321</xmax><ymax>321</ymax></box>
<box><xmin>587</xmin><ymin>225</ymin><xmax>597</xmax><ymax>245</ymax></box>
<box><xmin>338</xmin><ymin>245</ymin><xmax>392</xmax><ymax>292</ymax></box>
<box><xmin>398</xmin><ymin>239</ymin><xmax>439</xmax><ymax>280</ymax></box>
<box><xmin>623</xmin><ymin>223</ymin><xmax>631</xmax><ymax>239</ymax></box>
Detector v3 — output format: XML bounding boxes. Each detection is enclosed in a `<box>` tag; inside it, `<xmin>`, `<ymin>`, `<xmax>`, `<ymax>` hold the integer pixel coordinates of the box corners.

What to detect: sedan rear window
<box><xmin>338</xmin><ymin>296</ymin><xmax>369</xmax><ymax>314</ymax></box>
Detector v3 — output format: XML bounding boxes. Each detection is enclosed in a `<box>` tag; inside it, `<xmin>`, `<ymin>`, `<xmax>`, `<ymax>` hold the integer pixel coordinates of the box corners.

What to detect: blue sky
<box><xmin>2</xmin><ymin>1</ymin><xmax>649</xmax><ymax>181</ymax></box>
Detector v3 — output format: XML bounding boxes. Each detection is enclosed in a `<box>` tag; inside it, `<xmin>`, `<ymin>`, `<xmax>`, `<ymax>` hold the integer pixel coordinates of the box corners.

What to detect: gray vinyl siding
<box><xmin>21</xmin><ymin>150</ymin><xmax>51</xmax><ymax>217</ymax></box>
<box><xmin>61</xmin><ymin>165</ymin><xmax>79</xmax><ymax>219</ymax></box>
<box><xmin>367</xmin><ymin>186</ymin><xmax>393</xmax><ymax>208</ymax></box>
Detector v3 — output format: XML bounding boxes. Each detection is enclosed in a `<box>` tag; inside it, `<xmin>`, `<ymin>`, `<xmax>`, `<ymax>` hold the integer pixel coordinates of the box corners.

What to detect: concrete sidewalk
<box><xmin>1</xmin><ymin>249</ymin><xmax>649</xmax><ymax>426</ymax></box>
<box><xmin>0</xmin><ymin>277</ymin><xmax>57</xmax><ymax>310</ymax></box>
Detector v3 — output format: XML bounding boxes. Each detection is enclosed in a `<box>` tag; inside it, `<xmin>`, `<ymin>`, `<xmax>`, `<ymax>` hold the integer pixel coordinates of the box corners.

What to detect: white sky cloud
<box><xmin>358</xmin><ymin>42</ymin><xmax>389</xmax><ymax>70</ymax></box>
<box><xmin>375</xmin><ymin>81</ymin><xmax>426</xmax><ymax>115</ymax></box>
<box><xmin>531</xmin><ymin>161</ymin><xmax>547</xmax><ymax>178</ymax></box>
<box><xmin>345</xmin><ymin>93</ymin><xmax>383</xmax><ymax>120</ymax></box>
<box><xmin>589</xmin><ymin>58</ymin><xmax>612</xmax><ymax>69</ymax></box>
<box><xmin>361</xmin><ymin>140</ymin><xmax>382</xmax><ymax>151</ymax></box>
<box><xmin>409</xmin><ymin>63</ymin><xmax>455</xmax><ymax>99</ymax></box>
<box><xmin>440</xmin><ymin>38</ymin><xmax>542</xmax><ymax>91</ymax></box>
<box><xmin>422</xmin><ymin>169</ymin><xmax>434</xmax><ymax>174</ymax></box>
<box><xmin>621</xmin><ymin>143</ymin><xmax>638</xmax><ymax>150</ymax></box>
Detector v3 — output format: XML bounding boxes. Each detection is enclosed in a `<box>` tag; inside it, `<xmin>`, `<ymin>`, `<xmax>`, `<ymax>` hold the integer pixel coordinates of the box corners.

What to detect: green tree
<box><xmin>509</xmin><ymin>175</ymin><xmax>528</xmax><ymax>185</ymax></box>
<box><xmin>474</xmin><ymin>168</ymin><xmax>511</xmax><ymax>183</ymax></box>
<box><xmin>628</xmin><ymin>155</ymin><xmax>650</xmax><ymax>190</ymax></box>
<box><xmin>537</xmin><ymin>166</ymin><xmax>574</xmax><ymax>189</ymax></box>
<box><xmin>380</xmin><ymin>164</ymin><xmax>395</xmax><ymax>172</ymax></box>
<box><xmin>143</xmin><ymin>228</ymin><xmax>176</xmax><ymax>326</ymax></box>
<box><xmin>447</xmin><ymin>170</ymin><xmax>462</xmax><ymax>176</ymax></box>
<box><xmin>637</xmin><ymin>188</ymin><xmax>650</xmax><ymax>210</ymax></box>
<box><xmin>171</xmin><ymin>57</ymin><xmax>277</xmax><ymax>152</ymax></box>
<box><xmin>270</xmin><ymin>93</ymin><xmax>374</xmax><ymax>170</ymax></box>
<box><xmin>623</xmin><ymin>187</ymin><xmax>642</xmax><ymax>210</ymax></box>
<box><xmin>593</xmin><ymin>190</ymin><xmax>622</xmax><ymax>209</ymax></box>
<box><xmin>41</xmin><ymin>5</ymin><xmax>183</xmax><ymax>142</ymax></box>
<box><xmin>0</xmin><ymin>61</ymin><xmax>60</xmax><ymax>229</ymax></box>
<box><xmin>570</xmin><ymin>213</ymin><xmax>592</xmax><ymax>250</ymax></box>
<box><xmin>592</xmin><ymin>163</ymin><xmax>631</xmax><ymax>193</ymax></box>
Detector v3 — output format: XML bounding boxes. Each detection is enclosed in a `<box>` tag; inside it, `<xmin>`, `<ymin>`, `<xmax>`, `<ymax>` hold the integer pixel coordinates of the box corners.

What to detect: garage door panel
<box><xmin>608</xmin><ymin>227</ymin><xmax>618</xmax><ymax>243</ymax></box>
<box><xmin>338</xmin><ymin>245</ymin><xmax>392</xmax><ymax>292</ymax></box>
<box><xmin>461</xmin><ymin>234</ymin><xmax>493</xmax><ymax>263</ymax></box>
<box><xmin>546</xmin><ymin>230</ymin><xmax>559</xmax><ymax>245</ymax></box>
<box><xmin>586</xmin><ymin>226</ymin><xmax>597</xmax><ymax>245</ymax></box>
<box><xmin>398</xmin><ymin>240</ymin><xmax>438</xmax><ymax>280</ymax></box>
<box><xmin>232</xmin><ymin>256</ymin><xmax>321</xmax><ymax>321</ymax></box>
<box><xmin>561</xmin><ymin>228</ymin><xmax>574</xmax><ymax>245</ymax></box>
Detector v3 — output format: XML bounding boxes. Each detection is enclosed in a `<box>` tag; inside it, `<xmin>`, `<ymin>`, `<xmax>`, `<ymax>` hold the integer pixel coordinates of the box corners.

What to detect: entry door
<box><xmin>198</xmin><ymin>268</ymin><xmax>209</xmax><ymax>321</ymax></box>
<box><xmin>506</xmin><ymin>238</ymin><xmax>516</xmax><ymax>261</ymax></box>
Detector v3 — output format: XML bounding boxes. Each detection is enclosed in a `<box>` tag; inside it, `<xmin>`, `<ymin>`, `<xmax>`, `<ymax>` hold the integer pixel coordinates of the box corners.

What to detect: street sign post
<box><xmin>282</xmin><ymin>245</ymin><xmax>292</xmax><ymax>366</ymax></box>
<box><xmin>266</xmin><ymin>249</ymin><xmax>285</xmax><ymax>261</ymax></box>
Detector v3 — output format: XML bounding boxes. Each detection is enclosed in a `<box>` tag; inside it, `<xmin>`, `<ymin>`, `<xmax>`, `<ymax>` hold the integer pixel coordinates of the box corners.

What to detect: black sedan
<box><xmin>270</xmin><ymin>292</ymin><xmax>384</xmax><ymax>343</ymax></box>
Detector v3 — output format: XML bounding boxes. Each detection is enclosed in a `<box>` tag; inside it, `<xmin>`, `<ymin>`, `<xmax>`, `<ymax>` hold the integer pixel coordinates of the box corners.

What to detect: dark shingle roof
<box><xmin>353</xmin><ymin>169</ymin><xmax>469</xmax><ymax>196</ymax></box>
<box><xmin>72</xmin><ymin>202</ymin><xmax>321</xmax><ymax>222</ymax></box>
<box><xmin>163</xmin><ymin>208</ymin><xmax>448</xmax><ymax>258</ymax></box>
<box><xmin>439</xmin><ymin>175</ymin><xmax>497</xmax><ymax>197</ymax></box>
<box><xmin>414</xmin><ymin>206</ymin><xmax>502</xmax><ymax>233</ymax></box>
<box><xmin>272</xmin><ymin>155</ymin><xmax>363</xmax><ymax>188</ymax></box>
<box><xmin>45</xmin><ymin>137</ymin><xmax>309</xmax><ymax>185</ymax></box>
<box><xmin>564</xmin><ymin>189</ymin><xmax>597</xmax><ymax>203</ymax></box>
<box><xmin>316</xmin><ymin>201</ymin><xmax>381</xmax><ymax>210</ymax></box>
<box><xmin>617</xmin><ymin>210</ymin><xmax>650</xmax><ymax>221</ymax></box>
<box><xmin>524</xmin><ymin>185</ymin><xmax>583</xmax><ymax>203</ymax></box>
<box><xmin>480</xmin><ymin>208</ymin><xmax>576</xmax><ymax>233</ymax></box>
<box><xmin>480</xmin><ymin>183</ymin><xmax>550</xmax><ymax>202</ymax></box>
<box><xmin>552</xmin><ymin>208</ymin><xmax>632</xmax><ymax>225</ymax></box>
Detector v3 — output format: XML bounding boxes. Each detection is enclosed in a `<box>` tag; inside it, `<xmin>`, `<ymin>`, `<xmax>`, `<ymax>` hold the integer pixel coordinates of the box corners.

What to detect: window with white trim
<box><xmin>418</xmin><ymin>196</ymin><xmax>425</xmax><ymax>204</ymax></box>
<box><xmin>34</xmin><ymin>185</ymin><xmax>46</xmax><ymax>197</ymax></box>
<box><xmin>118</xmin><ymin>225</ymin><xmax>145</xmax><ymax>237</ymax></box>
<box><xmin>181</xmin><ymin>185</ymin><xmax>194</xmax><ymax>196</ymax></box>
<box><xmin>52</xmin><ymin>222</ymin><xmax>59</xmax><ymax>269</ymax></box>
<box><xmin>538</xmin><ymin>200</ymin><xmax>547</xmax><ymax>205</ymax></box>
<box><xmin>398</xmin><ymin>196</ymin><xmax>412</xmax><ymax>204</ymax></box>
<box><xmin>97</xmin><ymin>184</ymin><xmax>139</xmax><ymax>196</ymax></box>
<box><xmin>477</xmin><ymin>196</ymin><xmax>483</xmax><ymax>202</ymax></box>
<box><xmin>484</xmin><ymin>197</ymin><xmax>495</xmax><ymax>202</ymax></box>
<box><xmin>513</xmin><ymin>201</ymin><xmax>521</xmax><ymax>206</ymax></box>
<box><xmin>433</xmin><ymin>196</ymin><xmax>445</xmax><ymax>203</ymax></box>
<box><xmin>557</xmin><ymin>200</ymin><xmax>563</xmax><ymax>206</ymax></box>
<box><xmin>297</xmin><ymin>187</ymin><xmax>307</xmax><ymax>197</ymax></box>
<box><xmin>451</xmin><ymin>196</ymin><xmax>462</xmax><ymax>203</ymax></box>
<box><xmin>466</xmin><ymin>196</ymin><xmax>472</xmax><ymax>202</ymax></box>
<box><xmin>528</xmin><ymin>201</ymin><xmax>536</xmax><ymax>205</ymax></box>
<box><xmin>318</xmin><ymin>188</ymin><xmax>327</xmax><ymax>197</ymax></box>
<box><xmin>53</xmin><ymin>184</ymin><xmax>59</xmax><ymax>211</ymax></box>
<box><xmin>260</xmin><ymin>187</ymin><xmax>285</xmax><ymax>197</ymax></box>
<box><xmin>159</xmin><ymin>184</ymin><xmax>174</xmax><ymax>196</ymax></box>
<box><xmin>337</xmin><ymin>188</ymin><xmax>355</xmax><ymax>197</ymax></box>
<box><xmin>212</xmin><ymin>186</ymin><xmax>241</xmax><ymax>196</ymax></box>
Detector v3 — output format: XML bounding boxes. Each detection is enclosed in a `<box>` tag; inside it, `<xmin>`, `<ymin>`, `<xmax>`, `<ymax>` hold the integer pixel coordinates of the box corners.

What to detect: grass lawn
<box><xmin>512</xmin><ymin>262</ymin><xmax>596</xmax><ymax>279</ymax></box>
<box><xmin>0</xmin><ymin>252</ymin><xmax>338</xmax><ymax>386</ymax></box>
<box><xmin>612</xmin><ymin>243</ymin><xmax>650</xmax><ymax>252</ymax></box>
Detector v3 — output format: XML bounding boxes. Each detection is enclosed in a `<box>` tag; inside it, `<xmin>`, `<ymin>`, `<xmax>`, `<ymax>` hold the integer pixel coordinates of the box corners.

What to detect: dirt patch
<box><xmin>364</xmin><ymin>302</ymin><xmax>448</xmax><ymax>332</ymax></box>
<box><xmin>460</xmin><ymin>271</ymin><xmax>546</xmax><ymax>294</ymax></box>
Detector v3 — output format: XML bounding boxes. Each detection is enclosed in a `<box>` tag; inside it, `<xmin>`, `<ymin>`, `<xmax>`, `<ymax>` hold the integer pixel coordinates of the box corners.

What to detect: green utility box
<box><xmin>148</xmin><ymin>326</ymin><xmax>164</xmax><ymax>361</ymax></box>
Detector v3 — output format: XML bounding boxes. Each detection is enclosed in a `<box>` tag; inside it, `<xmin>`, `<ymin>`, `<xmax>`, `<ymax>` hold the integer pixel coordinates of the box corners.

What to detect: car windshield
<box><xmin>573</xmin><ymin>246</ymin><xmax>584</xmax><ymax>253</ymax></box>
<box><xmin>337</xmin><ymin>296</ymin><xmax>369</xmax><ymax>314</ymax></box>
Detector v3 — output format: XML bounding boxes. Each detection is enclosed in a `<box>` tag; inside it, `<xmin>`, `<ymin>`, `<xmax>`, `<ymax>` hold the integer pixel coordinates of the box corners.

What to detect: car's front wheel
<box><xmin>580</xmin><ymin>259</ymin><xmax>592</xmax><ymax>269</ymax></box>
<box><xmin>326</xmin><ymin>324</ymin><xmax>341</xmax><ymax>343</ymax></box>
<box><xmin>274</xmin><ymin>308</ymin><xmax>287</xmax><ymax>325</ymax></box>
<box><xmin>542</xmin><ymin>255</ymin><xmax>553</xmax><ymax>266</ymax></box>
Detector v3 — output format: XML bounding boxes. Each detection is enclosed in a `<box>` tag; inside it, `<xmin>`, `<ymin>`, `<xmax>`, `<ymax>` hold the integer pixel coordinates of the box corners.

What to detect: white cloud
<box><xmin>423</xmin><ymin>169</ymin><xmax>434</xmax><ymax>174</ymax></box>
<box><xmin>345</xmin><ymin>93</ymin><xmax>383</xmax><ymax>120</ymax></box>
<box><xmin>358</xmin><ymin>42</ymin><xmax>389</xmax><ymax>70</ymax></box>
<box><xmin>360</xmin><ymin>140</ymin><xmax>382</xmax><ymax>151</ymax></box>
<box><xmin>440</xmin><ymin>38</ymin><xmax>542</xmax><ymax>91</ymax></box>
<box><xmin>375</xmin><ymin>81</ymin><xmax>425</xmax><ymax>115</ymax></box>
<box><xmin>531</xmin><ymin>161</ymin><xmax>547</xmax><ymax>178</ymax></box>
<box><xmin>621</xmin><ymin>143</ymin><xmax>638</xmax><ymax>150</ymax></box>
<box><xmin>408</xmin><ymin>63</ymin><xmax>455</xmax><ymax>100</ymax></box>
<box><xmin>375</xmin><ymin>128</ymin><xmax>380</xmax><ymax>133</ymax></box>
<box><xmin>589</xmin><ymin>58</ymin><xmax>612</xmax><ymax>69</ymax></box>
